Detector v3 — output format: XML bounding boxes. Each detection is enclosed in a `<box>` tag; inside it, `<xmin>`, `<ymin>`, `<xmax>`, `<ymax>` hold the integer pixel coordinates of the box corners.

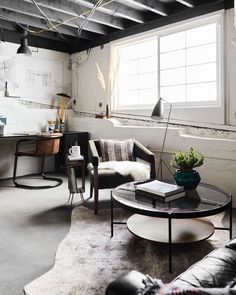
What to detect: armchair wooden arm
<box><xmin>88</xmin><ymin>140</ymin><xmax>99</xmax><ymax>167</ymax></box>
<box><xmin>133</xmin><ymin>140</ymin><xmax>156</xmax><ymax>179</ymax></box>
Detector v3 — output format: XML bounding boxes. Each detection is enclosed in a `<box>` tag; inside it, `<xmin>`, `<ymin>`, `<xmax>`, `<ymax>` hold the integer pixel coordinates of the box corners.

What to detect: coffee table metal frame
<box><xmin>111</xmin><ymin>182</ymin><xmax>232</xmax><ymax>273</ymax></box>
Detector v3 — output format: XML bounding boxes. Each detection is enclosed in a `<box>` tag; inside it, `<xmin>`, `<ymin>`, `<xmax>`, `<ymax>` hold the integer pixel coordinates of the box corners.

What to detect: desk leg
<box><xmin>168</xmin><ymin>214</ymin><xmax>172</xmax><ymax>273</ymax></box>
<box><xmin>111</xmin><ymin>192</ymin><xmax>114</xmax><ymax>238</ymax></box>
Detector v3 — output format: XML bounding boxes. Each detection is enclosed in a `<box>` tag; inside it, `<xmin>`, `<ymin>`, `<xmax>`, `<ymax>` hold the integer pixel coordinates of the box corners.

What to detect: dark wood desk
<box><xmin>0</xmin><ymin>132</ymin><xmax>60</xmax><ymax>139</ymax></box>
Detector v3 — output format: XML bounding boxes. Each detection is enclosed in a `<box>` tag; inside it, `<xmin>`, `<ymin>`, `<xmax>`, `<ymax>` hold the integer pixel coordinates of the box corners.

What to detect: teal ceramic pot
<box><xmin>174</xmin><ymin>170</ymin><xmax>201</xmax><ymax>190</ymax></box>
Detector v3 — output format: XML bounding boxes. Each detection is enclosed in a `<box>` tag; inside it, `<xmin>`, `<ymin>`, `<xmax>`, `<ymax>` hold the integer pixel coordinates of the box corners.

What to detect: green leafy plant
<box><xmin>171</xmin><ymin>146</ymin><xmax>204</xmax><ymax>172</ymax></box>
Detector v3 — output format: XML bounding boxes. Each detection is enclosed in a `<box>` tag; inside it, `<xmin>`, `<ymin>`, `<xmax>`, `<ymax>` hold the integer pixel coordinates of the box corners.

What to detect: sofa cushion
<box><xmin>99</xmin><ymin>139</ymin><xmax>134</xmax><ymax>162</ymax></box>
<box><xmin>172</xmin><ymin>247</ymin><xmax>236</xmax><ymax>289</ymax></box>
<box><xmin>137</xmin><ymin>274</ymin><xmax>236</xmax><ymax>295</ymax></box>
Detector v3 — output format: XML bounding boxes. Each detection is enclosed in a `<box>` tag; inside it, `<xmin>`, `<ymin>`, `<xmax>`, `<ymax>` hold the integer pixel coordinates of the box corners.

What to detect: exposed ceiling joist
<box><xmin>0</xmin><ymin>0</ymin><xmax>233</xmax><ymax>54</ymax></box>
<box><xmin>123</xmin><ymin>0</ymin><xmax>168</xmax><ymax>16</ymax></box>
<box><xmin>0</xmin><ymin>1</ymin><xmax>111</xmax><ymax>35</ymax></box>
<box><xmin>69</xmin><ymin>0</ymin><xmax>145</xmax><ymax>23</ymax></box>
<box><xmin>0</xmin><ymin>9</ymin><xmax>96</xmax><ymax>40</ymax></box>
<box><xmin>176</xmin><ymin>0</ymin><xmax>195</xmax><ymax>8</ymax></box>
<box><xmin>21</xmin><ymin>0</ymin><xmax>126</xmax><ymax>30</ymax></box>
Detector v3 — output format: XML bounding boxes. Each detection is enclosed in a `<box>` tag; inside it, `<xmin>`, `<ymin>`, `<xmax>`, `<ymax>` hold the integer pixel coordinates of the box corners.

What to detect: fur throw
<box><xmin>98</xmin><ymin>161</ymin><xmax>150</xmax><ymax>181</ymax></box>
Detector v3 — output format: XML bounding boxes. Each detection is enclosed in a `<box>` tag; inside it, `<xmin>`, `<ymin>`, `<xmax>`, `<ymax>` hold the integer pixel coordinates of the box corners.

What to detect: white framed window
<box><xmin>112</xmin><ymin>12</ymin><xmax>224</xmax><ymax>121</ymax></box>
<box><xmin>159</xmin><ymin>22</ymin><xmax>219</xmax><ymax>106</ymax></box>
<box><xmin>113</xmin><ymin>38</ymin><xmax>158</xmax><ymax>110</ymax></box>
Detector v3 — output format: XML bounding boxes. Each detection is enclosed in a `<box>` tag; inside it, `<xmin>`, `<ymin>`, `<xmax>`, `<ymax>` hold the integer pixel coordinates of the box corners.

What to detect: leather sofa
<box><xmin>106</xmin><ymin>238</ymin><xmax>236</xmax><ymax>295</ymax></box>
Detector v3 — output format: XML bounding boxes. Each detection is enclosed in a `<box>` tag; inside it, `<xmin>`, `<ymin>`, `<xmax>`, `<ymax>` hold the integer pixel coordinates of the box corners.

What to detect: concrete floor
<box><xmin>0</xmin><ymin>174</ymin><xmax>235</xmax><ymax>295</ymax></box>
<box><xmin>0</xmin><ymin>174</ymin><xmax>111</xmax><ymax>295</ymax></box>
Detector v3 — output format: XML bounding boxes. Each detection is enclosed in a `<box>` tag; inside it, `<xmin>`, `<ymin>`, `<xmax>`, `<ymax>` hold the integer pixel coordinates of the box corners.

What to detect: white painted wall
<box><xmin>0</xmin><ymin>41</ymin><xmax>71</xmax><ymax>105</ymax></box>
<box><xmin>71</xmin><ymin>46</ymin><xmax>110</xmax><ymax>115</ymax></box>
<box><xmin>0</xmin><ymin>42</ymin><xmax>71</xmax><ymax>178</ymax></box>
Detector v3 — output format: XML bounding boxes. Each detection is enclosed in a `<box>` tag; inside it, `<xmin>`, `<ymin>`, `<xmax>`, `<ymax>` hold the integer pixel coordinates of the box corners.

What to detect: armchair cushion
<box><xmin>88</xmin><ymin>161</ymin><xmax>150</xmax><ymax>181</ymax></box>
<box><xmin>99</xmin><ymin>139</ymin><xmax>134</xmax><ymax>162</ymax></box>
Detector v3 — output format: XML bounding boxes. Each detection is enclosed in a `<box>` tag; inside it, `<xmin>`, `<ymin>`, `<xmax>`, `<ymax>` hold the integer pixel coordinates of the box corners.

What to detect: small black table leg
<box><xmin>168</xmin><ymin>214</ymin><xmax>172</xmax><ymax>273</ymax></box>
<box><xmin>229</xmin><ymin>201</ymin><xmax>233</xmax><ymax>239</ymax></box>
<box><xmin>111</xmin><ymin>191</ymin><xmax>114</xmax><ymax>237</ymax></box>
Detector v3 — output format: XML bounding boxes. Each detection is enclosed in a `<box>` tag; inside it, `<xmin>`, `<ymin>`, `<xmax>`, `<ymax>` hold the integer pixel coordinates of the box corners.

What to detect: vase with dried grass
<box><xmin>96</xmin><ymin>54</ymin><xmax>120</xmax><ymax>118</ymax></box>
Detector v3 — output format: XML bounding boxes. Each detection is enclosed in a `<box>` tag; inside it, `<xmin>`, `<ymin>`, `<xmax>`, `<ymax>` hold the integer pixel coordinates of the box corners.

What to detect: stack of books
<box><xmin>135</xmin><ymin>180</ymin><xmax>185</xmax><ymax>202</ymax></box>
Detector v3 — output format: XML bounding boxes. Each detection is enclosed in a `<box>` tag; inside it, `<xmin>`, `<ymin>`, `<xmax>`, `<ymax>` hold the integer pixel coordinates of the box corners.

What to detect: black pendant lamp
<box><xmin>17</xmin><ymin>29</ymin><xmax>31</xmax><ymax>56</ymax></box>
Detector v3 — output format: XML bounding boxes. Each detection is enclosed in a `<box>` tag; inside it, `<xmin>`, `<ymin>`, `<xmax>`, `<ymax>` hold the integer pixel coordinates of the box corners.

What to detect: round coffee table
<box><xmin>111</xmin><ymin>181</ymin><xmax>232</xmax><ymax>272</ymax></box>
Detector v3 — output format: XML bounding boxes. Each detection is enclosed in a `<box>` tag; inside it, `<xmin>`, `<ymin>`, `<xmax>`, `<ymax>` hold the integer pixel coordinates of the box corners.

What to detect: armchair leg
<box><xmin>89</xmin><ymin>181</ymin><xmax>93</xmax><ymax>199</ymax></box>
<box><xmin>93</xmin><ymin>167</ymin><xmax>99</xmax><ymax>214</ymax></box>
<box><xmin>94</xmin><ymin>187</ymin><xmax>98</xmax><ymax>215</ymax></box>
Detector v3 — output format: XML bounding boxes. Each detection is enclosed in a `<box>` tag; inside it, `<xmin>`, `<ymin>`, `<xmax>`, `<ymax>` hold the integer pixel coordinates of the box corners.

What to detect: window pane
<box><xmin>139</xmin><ymin>72</ymin><xmax>157</xmax><ymax>89</ymax></box>
<box><xmin>160</xmin><ymin>68</ymin><xmax>185</xmax><ymax>86</ymax></box>
<box><xmin>160</xmin><ymin>50</ymin><xmax>185</xmax><ymax>70</ymax></box>
<box><xmin>120</xmin><ymin>60</ymin><xmax>138</xmax><ymax>76</ymax></box>
<box><xmin>119</xmin><ymin>90</ymin><xmax>138</xmax><ymax>105</ymax></box>
<box><xmin>120</xmin><ymin>45</ymin><xmax>138</xmax><ymax>61</ymax></box>
<box><xmin>160</xmin><ymin>85</ymin><xmax>186</xmax><ymax>103</ymax></box>
<box><xmin>139</xmin><ymin>56</ymin><xmax>157</xmax><ymax>73</ymax></box>
<box><xmin>186</xmin><ymin>63</ymin><xmax>216</xmax><ymax>84</ymax></box>
<box><xmin>186</xmin><ymin>43</ymin><xmax>216</xmax><ymax>66</ymax></box>
<box><xmin>139</xmin><ymin>88</ymin><xmax>157</xmax><ymax>104</ymax></box>
<box><xmin>186</xmin><ymin>23</ymin><xmax>216</xmax><ymax>47</ymax></box>
<box><xmin>138</xmin><ymin>40</ymin><xmax>157</xmax><ymax>58</ymax></box>
<box><xmin>160</xmin><ymin>31</ymin><xmax>185</xmax><ymax>53</ymax></box>
<box><xmin>120</xmin><ymin>75</ymin><xmax>138</xmax><ymax>91</ymax></box>
<box><xmin>187</xmin><ymin>82</ymin><xmax>216</xmax><ymax>102</ymax></box>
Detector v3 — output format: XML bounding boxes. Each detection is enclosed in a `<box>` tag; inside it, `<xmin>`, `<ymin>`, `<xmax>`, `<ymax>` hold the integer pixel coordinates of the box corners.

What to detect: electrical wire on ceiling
<box><xmin>0</xmin><ymin>0</ymin><xmax>114</xmax><ymax>38</ymax></box>
<box><xmin>30</xmin><ymin>0</ymin><xmax>65</xmax><ymax>39</ymax></box>
<box><xmin>78</xmin><ymin>0</ymin><xmax>105</xmax><ymax>37</ymax></box>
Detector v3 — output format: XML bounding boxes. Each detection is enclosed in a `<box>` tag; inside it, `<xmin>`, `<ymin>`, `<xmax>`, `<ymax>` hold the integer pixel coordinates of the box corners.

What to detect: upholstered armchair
<box><xmin>88</xmin><ymin>139</ymin><xmax>156</xmax><ymax>214</ymax></box>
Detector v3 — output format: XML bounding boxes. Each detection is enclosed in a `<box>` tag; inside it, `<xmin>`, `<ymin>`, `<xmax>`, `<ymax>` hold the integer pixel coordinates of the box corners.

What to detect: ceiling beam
<box><xmin>0</xmin><ymin>1</ymin><xmax>110</xmax><ymax>36</ymax></box>
<box><xmin>0</xmin><ymin>8</ymin><xmax>97</xmax><ymax>40</ymax></box>
<box><xmin>69</xmin><ymin>0</ymin><xmax>145</xmax><ymax>23</ymax></box>
<box><xmin>123</xmin><ymin>0</ymin><xmax>168</xmax><ymax>16</ymax></box>
<box><xmin>21</xmin><ymin>0</ymin><xmax>126</xmax><ymax>30</ymax></box>
<box><xmin>176</xmin><ymin>0</ymin><xmax>195</xmax><ymax>8</ymax></box>
<box><xmin>75</xmin><ymin>0</ymin><xmax>228</xmax><ymax>52</ymax></box>
<box><xmin>224</xmin><ymin>0</ymin><xmax>234</xmax><ymax>9</ymax></box>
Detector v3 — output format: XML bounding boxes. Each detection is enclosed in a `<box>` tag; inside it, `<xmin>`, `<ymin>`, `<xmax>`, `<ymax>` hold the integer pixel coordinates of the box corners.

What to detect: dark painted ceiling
<box><xmin>0</xmin><ymin>0</ymin><xmax>233</xmax><ymax>53</ymax></box>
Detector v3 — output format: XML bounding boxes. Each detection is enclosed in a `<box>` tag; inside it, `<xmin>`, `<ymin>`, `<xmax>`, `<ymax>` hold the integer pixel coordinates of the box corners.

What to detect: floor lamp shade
<box><xmin>151</xmin><ymin>97</ymin><xmax>172</xmax><ymax>179</ymax></box>
<box><xmin>17</xmin><ymin>30</ymin><xmax>31</xmax><ymax>56</ymax></box>
<box><xmin>151</xmin><ymin>98</ymin><xmax>163</xmax><ymax>119</ymax></box>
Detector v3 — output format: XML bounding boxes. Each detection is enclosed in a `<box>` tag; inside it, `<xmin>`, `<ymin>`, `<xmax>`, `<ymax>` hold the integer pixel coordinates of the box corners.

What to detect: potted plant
<box><xmin>171</xmin><ymin>146</ymin><xmax>204</xmax><ymax>189</ymax></box>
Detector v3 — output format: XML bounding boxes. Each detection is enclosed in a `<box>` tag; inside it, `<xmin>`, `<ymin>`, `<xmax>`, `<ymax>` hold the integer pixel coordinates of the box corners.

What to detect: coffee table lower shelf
<box><xmin>127</xmin><ymin>214</ymin><xmax>215</xmax><ymax>244</ymax></box>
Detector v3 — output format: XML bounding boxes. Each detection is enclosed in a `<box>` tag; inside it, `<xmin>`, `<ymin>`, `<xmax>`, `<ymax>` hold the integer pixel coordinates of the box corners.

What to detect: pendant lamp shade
<box><xmin>17</xmin><ymin>29</ymin><xmax>31</xmax><ymax>56</ymax></box>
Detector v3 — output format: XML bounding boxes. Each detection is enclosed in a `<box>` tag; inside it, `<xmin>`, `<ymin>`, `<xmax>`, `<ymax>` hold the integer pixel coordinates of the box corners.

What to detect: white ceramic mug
<box><xmin>69</xmin><ymin>146</ymin><xmax>80</xmax><ymax>157</ymax></box>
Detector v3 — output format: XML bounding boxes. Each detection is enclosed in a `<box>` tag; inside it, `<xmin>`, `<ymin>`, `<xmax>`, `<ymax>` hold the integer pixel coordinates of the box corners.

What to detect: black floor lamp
<box><xmin>151</xmin><ymin>97</ymin><xmax>173</xmax><ymax>179</ymax></box>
